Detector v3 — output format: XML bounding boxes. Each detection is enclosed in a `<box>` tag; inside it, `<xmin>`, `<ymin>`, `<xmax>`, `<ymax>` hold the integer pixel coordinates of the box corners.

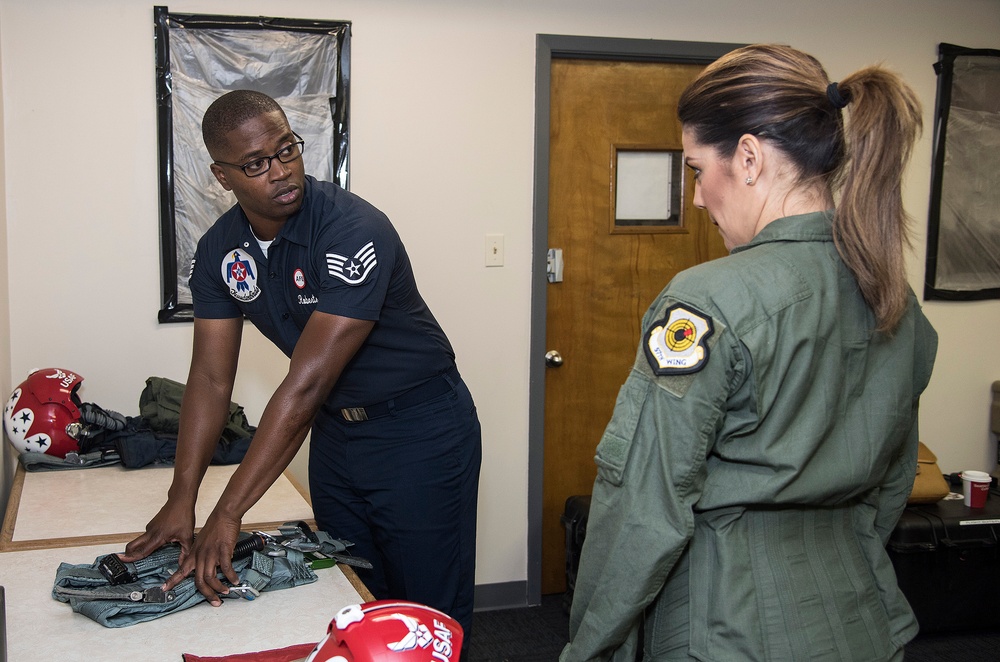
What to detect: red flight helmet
<box><xmin>305</xmin><ymin>600</ymin><xmax>463</xmax><ymax>662</ymax></box>
<box><xmin>3</xmin><ymin>368</ymin><xmax>85</xmax><ymax>458</ymax></box>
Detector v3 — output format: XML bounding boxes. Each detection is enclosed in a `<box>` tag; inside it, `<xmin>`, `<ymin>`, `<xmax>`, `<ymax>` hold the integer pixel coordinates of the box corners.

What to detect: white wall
<box><xmin>0</xmin><ymin>7</ymin><xmax>10</xmax><ymax>522</ymax></box>
<box><xmin>1</xmin><ymin>0</ymin><xmax>998</xmax><ymax>590</ymax></box>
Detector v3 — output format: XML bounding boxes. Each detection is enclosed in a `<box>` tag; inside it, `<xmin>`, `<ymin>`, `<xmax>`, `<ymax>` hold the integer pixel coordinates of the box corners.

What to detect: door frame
<box><xmin>527</xmin><ymin>34</ymin><xmax>744</xmax><ymax>605</ymax></box>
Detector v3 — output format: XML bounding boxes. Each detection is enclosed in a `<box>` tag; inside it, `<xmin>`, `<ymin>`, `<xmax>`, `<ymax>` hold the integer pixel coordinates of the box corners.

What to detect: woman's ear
<box><xmin>734</xmin><ymin>133</ymin><xmax>763</xmax><ymax>185</ymax></box>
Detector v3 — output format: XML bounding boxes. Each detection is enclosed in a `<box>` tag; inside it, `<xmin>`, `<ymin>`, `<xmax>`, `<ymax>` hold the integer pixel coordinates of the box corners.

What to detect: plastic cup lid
<box><xmin>961</xmin><ymin>470</ymin><xmax>992</xmax><ymax>482</ymax></box>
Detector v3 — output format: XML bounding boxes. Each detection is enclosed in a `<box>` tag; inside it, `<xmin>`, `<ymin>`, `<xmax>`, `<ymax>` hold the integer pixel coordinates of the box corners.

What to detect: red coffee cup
<box><xmin>961</xmin><ymin>470</ymin><xmax>992</xmax><ymax>508</ymax></box>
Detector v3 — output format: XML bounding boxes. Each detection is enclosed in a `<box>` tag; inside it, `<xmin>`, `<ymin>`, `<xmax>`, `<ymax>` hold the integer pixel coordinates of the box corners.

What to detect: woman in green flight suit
<box><xmin>561</xmin><ymin>44</ymin><xmax>938</xmax><ymax>662</ymax></box>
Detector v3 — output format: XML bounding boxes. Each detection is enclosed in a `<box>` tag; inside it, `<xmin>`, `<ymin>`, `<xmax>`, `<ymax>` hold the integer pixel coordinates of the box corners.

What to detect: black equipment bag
<box><xmin>887</xmin><ymin>487</ymin><xmax>1000</xmax><ymax>634</ymax></box>
<box><xmin>560</xmin><ymin>495</ymin><xmax>592</xmax><ymax>612</ymax></box>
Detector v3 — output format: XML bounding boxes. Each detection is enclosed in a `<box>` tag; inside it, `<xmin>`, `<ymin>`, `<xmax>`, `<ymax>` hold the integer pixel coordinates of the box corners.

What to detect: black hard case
<box><xmin>887</xmin><ymin>489</ymin><xmax>1000</xmax><ymax>633</ymax></box>
<box><xmin>561</xmin><ymin>495</ymin><xmax>592</xmax><ymax>608</ymax></box>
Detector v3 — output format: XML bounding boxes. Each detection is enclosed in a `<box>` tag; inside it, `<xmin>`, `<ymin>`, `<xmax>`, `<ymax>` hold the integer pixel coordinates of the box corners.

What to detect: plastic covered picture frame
<box><xmin>154</xmin><ymin>7</ymin><xmax>351</xmax><ymax>322</ymax></box>
<box><xmin>924</xmin><ymin>43</ymin><xmax>1000</xmax><ymax>301</ymax></box>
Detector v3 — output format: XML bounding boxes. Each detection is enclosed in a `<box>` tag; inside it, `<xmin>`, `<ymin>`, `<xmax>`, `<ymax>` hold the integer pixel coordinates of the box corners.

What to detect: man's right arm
<box><xmin>121</xmin><ymin>316</ymin><xmax>243</xmax><ymax>562</ymax></box>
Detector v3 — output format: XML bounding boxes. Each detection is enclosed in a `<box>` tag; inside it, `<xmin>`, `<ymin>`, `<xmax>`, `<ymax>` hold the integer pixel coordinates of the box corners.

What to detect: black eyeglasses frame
<box><xmin>213</xmin><ymin>132</ymin><xmax>306</xmax><ymax>178</ymax></box>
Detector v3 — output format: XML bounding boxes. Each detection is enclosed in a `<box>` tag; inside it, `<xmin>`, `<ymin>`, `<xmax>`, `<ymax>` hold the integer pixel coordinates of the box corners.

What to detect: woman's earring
<box><xmin>745</xmin><ymin>176</ymin><xmax>753</xmax><ymax>185</ymax></box>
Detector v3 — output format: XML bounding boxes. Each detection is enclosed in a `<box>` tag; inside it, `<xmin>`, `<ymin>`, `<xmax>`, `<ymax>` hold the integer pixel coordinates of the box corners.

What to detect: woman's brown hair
<box><xmin>677</xmin><ymin>44</ymin><xmax>922</xmax><ymax>333</ymax></box>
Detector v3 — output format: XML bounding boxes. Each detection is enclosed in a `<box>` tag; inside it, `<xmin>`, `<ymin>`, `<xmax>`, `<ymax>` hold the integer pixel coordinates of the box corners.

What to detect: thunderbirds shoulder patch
<box><xmin>221</xmin><ymin>249</ymin><xmax>261</xmax><ymax>303</ymax></box>
<box><xmin>644</xmin><ymin>303</ymin><xmax>715</xmax><ymax>375</ymax></box>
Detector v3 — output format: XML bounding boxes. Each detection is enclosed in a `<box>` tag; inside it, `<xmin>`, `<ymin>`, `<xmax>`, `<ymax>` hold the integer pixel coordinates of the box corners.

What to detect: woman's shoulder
<box><xmin>666</xmin><ymin>246</ymin><xmax>820</xmax><ymax>330</ymax></box>
<box><xmin>670</xmin><ymin>245</ymin><xmax>809</xmax><ymax>297</ymax></box>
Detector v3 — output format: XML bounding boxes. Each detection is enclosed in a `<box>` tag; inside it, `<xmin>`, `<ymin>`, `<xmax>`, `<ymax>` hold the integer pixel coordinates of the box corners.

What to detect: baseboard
<box><xmin>473</xmin><ymin>580</ymin><xmax>530</xmax><ymax>611</ymax></box>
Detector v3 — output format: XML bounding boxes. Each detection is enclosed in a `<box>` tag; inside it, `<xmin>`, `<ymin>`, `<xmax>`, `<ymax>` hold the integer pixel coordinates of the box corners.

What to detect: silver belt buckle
<box><xmin>341</xmin><ymin>407</ymin><xmax>368</xmax><ymax>422</ymax></box>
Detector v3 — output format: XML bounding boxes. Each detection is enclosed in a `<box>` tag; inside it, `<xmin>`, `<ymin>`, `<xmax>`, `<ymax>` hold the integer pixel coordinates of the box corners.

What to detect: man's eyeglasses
<box><xmin>214</xmin><ymin>133</ymin><xmax>306</xmax><ymax>177</ymax></box>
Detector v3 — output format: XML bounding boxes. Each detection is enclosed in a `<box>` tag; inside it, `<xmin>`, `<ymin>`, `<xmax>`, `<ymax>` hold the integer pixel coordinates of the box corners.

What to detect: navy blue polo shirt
<box><xmin>189</xmin><ymin>176</ymin><xmax>455</xmax><ymax>408</ymax></box>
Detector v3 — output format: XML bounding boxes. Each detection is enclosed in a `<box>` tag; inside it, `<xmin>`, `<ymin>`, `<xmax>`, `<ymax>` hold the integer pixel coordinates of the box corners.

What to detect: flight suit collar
<box><xmin>731</xmin><ymin>209</ymin><xmax>835</xmax><ymax>255</ymax></box>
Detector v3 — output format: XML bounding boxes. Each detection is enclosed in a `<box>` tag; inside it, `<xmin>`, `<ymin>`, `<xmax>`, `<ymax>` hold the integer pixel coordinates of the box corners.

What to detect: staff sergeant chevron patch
<box><xmin>327</xmin><ymin>241</ymin><xmax>378</xmax><ymax>286</ymax></box>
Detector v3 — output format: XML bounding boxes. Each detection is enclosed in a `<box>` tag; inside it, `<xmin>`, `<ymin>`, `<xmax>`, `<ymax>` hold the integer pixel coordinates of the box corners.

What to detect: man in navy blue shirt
<box><xmin>123</xmin><ymin>91</ymin><xmax>482</xmax><ymax>645</ymax></box>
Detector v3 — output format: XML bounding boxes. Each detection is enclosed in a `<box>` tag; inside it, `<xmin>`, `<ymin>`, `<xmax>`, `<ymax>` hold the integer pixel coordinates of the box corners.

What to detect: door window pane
<box><xmin>613</xmin><ymin>148</ymin><xmax>682</xmax><ymax>230</ymax></box>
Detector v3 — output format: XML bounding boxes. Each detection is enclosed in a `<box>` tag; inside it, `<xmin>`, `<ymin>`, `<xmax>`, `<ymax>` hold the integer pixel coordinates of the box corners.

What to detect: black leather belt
<box><xmin>339</xmin><ymin>367</ymin><xmax>459</xmax><ymax>422</ymax></box>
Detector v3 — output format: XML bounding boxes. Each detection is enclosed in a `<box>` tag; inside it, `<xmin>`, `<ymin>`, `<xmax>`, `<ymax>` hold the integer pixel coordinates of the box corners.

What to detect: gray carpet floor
<box><xmin>469</xmin><ymin>594</ymin><xmax>570</xmax><ymax>661</ymax></box>
<box><xmin>469</xmin><ymin>594</ymin><xmax>1000</xmax><ymax>661</ymax></box>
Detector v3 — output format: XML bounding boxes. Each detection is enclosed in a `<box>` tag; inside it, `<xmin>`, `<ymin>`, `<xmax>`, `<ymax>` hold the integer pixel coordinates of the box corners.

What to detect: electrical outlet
<box><xmin>485</xmin><ymin>234</ymin><xmax>504</xmax><ymax>267</ymax></box>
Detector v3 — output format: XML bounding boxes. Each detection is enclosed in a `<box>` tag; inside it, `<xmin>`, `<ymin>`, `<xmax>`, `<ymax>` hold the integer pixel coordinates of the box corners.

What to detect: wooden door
<box><xmin>542</xmin><ymin>58</ymin><xmax>728</xmax><ymax>594</ymax></box>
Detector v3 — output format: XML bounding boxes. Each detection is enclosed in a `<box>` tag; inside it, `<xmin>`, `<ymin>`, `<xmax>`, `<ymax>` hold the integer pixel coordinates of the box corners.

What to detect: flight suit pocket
<box><xmin>594</xmin><ymin>376</ymin><xmax>649</xmax><ymax>487</ymax></box>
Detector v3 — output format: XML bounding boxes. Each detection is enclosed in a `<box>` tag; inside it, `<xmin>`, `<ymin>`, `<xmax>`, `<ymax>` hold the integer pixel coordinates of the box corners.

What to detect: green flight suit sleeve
<box><xmin>873</xmin><ymin>414</ymin><xmax>919</xmax><ymax>544</ymax></box>
<box><xmin>873</xmin><ymin>304</ymin><xmax>938</xmax><ymax>544</ymax></box>
<box><xmin>561</xmin><ymin>299</ymin><xmax>746</xmax><ymax>662</ymax></box>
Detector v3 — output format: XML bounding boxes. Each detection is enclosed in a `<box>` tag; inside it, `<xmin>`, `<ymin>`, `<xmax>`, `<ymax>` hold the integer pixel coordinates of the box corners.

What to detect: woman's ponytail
<box><xmin>833</xmin><ymin>68</ymin><xmax>922</xmax><ymax>333</ymax></box>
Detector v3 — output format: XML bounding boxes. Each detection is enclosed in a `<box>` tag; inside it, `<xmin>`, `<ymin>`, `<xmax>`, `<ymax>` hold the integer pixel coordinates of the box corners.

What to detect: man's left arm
<box><xmin>164</xmin><ymin>311</ymin><xmax>374</xmax><ymax>604</ymax></box>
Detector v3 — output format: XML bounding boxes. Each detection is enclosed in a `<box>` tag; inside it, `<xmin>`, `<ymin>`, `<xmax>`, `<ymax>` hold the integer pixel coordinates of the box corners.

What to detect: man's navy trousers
<box><xmin>308</xmin><ymin>368</ymin><xmax>481</xmax><ymax>639</ymax></box>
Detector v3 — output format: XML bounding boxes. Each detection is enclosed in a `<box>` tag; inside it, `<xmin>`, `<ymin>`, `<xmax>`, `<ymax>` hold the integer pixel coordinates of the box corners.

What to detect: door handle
<box><xmin>545</xmin><ymin>350</ymin><xmax>564</xmax><ymax>368</ymax></box>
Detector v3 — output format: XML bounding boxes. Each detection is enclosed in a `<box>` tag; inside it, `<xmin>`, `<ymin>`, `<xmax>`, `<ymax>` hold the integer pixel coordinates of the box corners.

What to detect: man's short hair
<box><xmin>202</xmin><ymin>90</ymin><xmax>286</xmax><ymax>157</ymax></box>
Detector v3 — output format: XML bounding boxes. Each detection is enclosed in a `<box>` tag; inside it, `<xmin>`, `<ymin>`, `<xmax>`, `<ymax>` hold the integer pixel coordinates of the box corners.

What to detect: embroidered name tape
<box><xmin>644</xmin><ymin>303</ymin><xmax>714</xmax><ymax>375</ymax></box>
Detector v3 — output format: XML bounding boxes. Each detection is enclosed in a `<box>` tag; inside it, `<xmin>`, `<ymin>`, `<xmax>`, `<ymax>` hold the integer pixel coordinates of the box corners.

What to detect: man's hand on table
<box><xmin>163</xmin><ymin>512</ymin><xmax>242</xmax><ymax>606</ymax></box>
<box><xmin>120</xmin><ymin>499</ymin><xmax>196</xmax><ymax>564</ymax></box>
